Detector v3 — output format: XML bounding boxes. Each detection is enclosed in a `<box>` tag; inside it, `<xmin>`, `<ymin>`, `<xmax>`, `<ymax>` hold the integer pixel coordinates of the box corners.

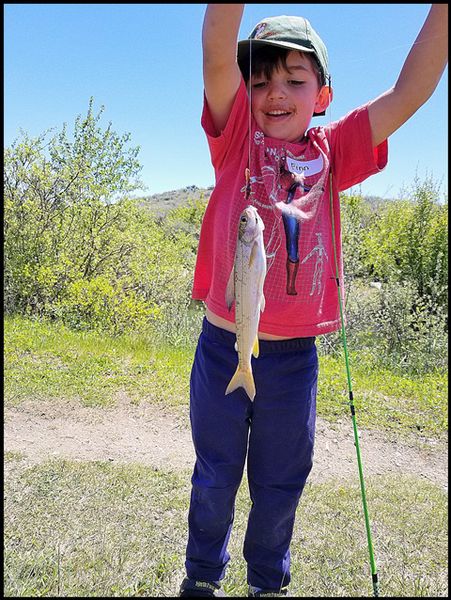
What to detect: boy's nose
<box><xmin>267</xmin><ymin>82</ymin><xmax>287</xmax><ymax>99</ymax></box>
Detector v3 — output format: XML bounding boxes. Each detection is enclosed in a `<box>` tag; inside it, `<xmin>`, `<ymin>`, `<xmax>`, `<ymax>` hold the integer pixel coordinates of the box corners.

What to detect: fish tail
<box><xmin>225</xmin><ymin>366</ymin><xmax>256</xmax><ymax>401</ymax></box>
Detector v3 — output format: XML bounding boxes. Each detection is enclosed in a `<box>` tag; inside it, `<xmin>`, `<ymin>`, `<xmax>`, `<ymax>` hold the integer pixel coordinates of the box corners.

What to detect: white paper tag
<box><xmin>286</xmin><ymin>155</ymin><xmax>324</xmax><ymax>177</ymax></box>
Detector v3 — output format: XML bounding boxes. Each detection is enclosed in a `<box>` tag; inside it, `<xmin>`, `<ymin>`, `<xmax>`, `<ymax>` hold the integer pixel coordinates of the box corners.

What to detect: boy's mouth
<box><xmin>265</xmin><ymin>110</ymin><xmax>292</xmax><ymax>118</ymax></box>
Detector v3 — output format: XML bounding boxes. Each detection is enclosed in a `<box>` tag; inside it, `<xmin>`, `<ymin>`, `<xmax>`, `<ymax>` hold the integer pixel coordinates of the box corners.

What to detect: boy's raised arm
<box><xmin>202</xmin><ymin>4</ymin><xmax>245</xmax><ymax>135</ymax></box>
<box><xmin>368</xmin><ymin>3</ymin><xmax>448</xmax><ymax>147</ymax></box>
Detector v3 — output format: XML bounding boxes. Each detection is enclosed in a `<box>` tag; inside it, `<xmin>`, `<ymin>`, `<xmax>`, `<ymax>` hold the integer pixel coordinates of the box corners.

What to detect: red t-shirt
<box><xmin>192</xmin><ymin>78</ymin><xmax>388</xmax><ymax>337</ymax></box>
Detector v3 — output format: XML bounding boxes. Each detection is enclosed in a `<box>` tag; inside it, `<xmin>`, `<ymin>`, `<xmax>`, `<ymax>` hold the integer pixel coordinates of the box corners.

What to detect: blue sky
<box><xmin>4</xmin><ymin>3</ymin><xmax>448</xmax><ymax>200</ymax></box>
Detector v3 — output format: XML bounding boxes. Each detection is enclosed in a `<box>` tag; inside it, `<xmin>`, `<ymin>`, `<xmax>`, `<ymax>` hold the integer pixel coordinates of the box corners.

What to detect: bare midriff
<box><xmin>205</xmin><ymin>307</ymin><xmax>295</xmax><ymax>341</ymax></box>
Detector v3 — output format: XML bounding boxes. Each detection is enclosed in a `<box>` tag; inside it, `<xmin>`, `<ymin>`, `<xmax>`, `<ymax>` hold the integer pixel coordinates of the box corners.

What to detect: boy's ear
<box><xmin>315</xmin><ymin>85</ymin><xmax>333</xmax><ymax>113</ymax></box>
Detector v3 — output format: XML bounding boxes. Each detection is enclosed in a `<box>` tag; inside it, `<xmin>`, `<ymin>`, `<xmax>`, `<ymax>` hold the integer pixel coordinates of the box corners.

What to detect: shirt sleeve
<box><xmin>326</xmin><ymin>104</ymin><xmax>388</xmax><ymax>192</ymax></box>
<box><xmin>201</xmin><ymin>78</ymin><xmax>249</xmax><ymax>173</ymax></box>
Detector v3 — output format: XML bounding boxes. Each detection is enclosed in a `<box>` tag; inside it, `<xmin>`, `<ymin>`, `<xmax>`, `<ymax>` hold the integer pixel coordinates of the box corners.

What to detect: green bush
<box><xmin>53</xmin><ymin>276</ymin><xmax>160</xmax><ymax>335</ymax></box>
<box><xmin>4</xmin><ymin>99</ymin><xmax>142</xmax><ymax>317</ymax></box>
<box><xmin>361</xmin><ymin>176</ymin><xmax>448</xmax><ymax>307</ymax></box>
<box><xmin>3</xmin><ymin>100</ymin><xmax>198</xmax><ymax>336</ymax></box>
<box><xmin>320</xmin><ymin>179</ymin><xmax>448</xmax><ymax>374</ymax></box>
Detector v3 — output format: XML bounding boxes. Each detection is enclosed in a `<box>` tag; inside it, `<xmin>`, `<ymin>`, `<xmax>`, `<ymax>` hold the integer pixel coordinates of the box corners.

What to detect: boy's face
<box><xmin>249</xmin><ymin>50</ymin><xmax>328</xmax><ymax>142</ymax></box>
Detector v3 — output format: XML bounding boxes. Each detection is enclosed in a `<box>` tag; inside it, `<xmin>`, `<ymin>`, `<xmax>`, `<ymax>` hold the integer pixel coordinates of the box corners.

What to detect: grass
<box><xmin>4</xmin><ymin>315</ymin><xmax>191</xmax><ymax>409</ymax></box>
<box><xmin>4</xmin><ymin>314</ymin><xmax>447</xmax><ymax>440</ymax></box>
<box><xmin>4</xmin><ymin>453</ymin><xmax>448</xmax><ymax>597</ymax></box>
<box><xmin>317</xmin><ymin>353</ymin><xmax>447</xmax><ymax>439</ymax></box>
<box><xmin>4</xmin><ymin>314</ymin><xmax>448</xmax><ymax>596</ymax></box>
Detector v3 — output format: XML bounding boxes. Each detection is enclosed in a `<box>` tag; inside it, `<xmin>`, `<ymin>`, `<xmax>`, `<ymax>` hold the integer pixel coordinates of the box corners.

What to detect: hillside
<box><xmin>137</xmin><ymin>185</ymin><xmax>395</xmax><ymax>217</ymax></box>
<box><xmin>138</xmin><ymin>185</ymin><xmax>213</xmax><ymax>216</ymax></box>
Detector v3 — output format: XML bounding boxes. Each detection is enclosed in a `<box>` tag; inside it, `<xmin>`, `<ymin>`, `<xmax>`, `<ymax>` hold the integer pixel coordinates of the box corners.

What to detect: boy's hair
<box><xmin>238</xmin><ymin>45</ymin><xmax>326</xmax><ymax>89</ymax></box>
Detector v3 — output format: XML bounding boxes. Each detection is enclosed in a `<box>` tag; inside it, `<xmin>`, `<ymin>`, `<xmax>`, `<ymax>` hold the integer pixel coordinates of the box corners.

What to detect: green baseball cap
<box><xmin>237</xmin><ymin>16</ymin><xmax>330</xmax><ymax>116</ymax></box>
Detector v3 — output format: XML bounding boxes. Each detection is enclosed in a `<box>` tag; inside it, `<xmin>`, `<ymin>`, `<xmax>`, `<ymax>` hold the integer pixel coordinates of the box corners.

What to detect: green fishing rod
<box><xmin>328</xmin><ymin>170</ymin><xmax>380</xmax><ymax>598</ymax></box>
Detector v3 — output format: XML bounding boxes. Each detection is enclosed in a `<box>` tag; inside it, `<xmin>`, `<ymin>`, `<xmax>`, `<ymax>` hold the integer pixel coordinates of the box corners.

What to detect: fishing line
<box><xmin>326</xmin><ymin>75</ymin><xmax>380</xmax><ymax>598</ymax></box>
<box><xmin>244</xmin><ymin>9</ymin><xmax>253</xmax><ymax>206</ymax></box>
<box><xmin>245</xmin><ymin>28</ymin><xmax>284</xmax><ymax>277</ymax></box>
<box><xmin>247</xmin><ymin>30</ymin><xmax>252</xmax><ymax>188</ymax></box>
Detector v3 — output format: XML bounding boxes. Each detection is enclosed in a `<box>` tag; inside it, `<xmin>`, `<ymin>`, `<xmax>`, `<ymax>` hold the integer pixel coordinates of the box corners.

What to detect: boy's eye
<box><xmin>252</xmin><ymin>81</ymin><xmax>267</xmax><ymax>89</ymax></box>
<box><xmin>288</xmin><ymin>80</ymin><xmax>304</xmax><ymax>86</ymax></box>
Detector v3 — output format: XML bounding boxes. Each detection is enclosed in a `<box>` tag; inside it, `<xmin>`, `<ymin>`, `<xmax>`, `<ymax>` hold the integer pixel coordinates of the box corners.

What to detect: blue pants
<box><xmin>185</xmin><ymin>318</ymin><xmax>318</xmax><ymax>590</ymax></box>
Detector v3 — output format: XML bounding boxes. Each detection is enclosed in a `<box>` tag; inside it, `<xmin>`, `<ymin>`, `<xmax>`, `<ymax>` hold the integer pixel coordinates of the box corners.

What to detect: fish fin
<box><xmin>252</xmin><ymin>336</ymin><xmax>259</xmax><ymax>358</ymax></box>
<box><xmin>260</xmin><ymin>294</ymin><xmax>266</xmax><ymax>313</ymax></box>
<box><xmin>225</xmin><ymin>366</ymin><xmax>256</xmax><ymax>401</ymax></box>
<box><xmin>248</xmin><ymin>241</ymin><xmax>258</xmax><ymax>268</ymax></box>
<box><xmin>225</xmin><ymin>268</ymin><xmax>235</xmax><ymax>310</ymax></box>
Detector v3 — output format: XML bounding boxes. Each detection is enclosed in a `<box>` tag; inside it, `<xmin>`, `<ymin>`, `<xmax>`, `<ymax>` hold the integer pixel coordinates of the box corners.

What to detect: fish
<box><xmin>225</xmin><ymin>205</ymin><xmax>267</xmax><ymax>401</ymax></box>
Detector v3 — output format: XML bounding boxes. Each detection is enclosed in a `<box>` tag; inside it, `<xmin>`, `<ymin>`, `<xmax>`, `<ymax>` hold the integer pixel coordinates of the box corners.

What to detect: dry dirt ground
<box><xmin>4</xmin><ymin>396</ymin><xmax>447</xmax><ymax>491</ymax></box>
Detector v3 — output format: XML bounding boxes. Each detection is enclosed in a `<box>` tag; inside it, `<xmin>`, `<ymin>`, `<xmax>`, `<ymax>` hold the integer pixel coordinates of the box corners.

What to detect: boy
<box><xmin>179</xmin><ymin>4</ymin><xmax>447</xmax><ymax>597</ymax></box>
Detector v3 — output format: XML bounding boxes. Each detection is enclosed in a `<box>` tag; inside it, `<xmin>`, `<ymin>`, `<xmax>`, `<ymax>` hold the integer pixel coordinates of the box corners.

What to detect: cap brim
<box><xmin>237</xmin><ymin>38</ymin><xmax>316</xmax><ymax>63</ymax></box>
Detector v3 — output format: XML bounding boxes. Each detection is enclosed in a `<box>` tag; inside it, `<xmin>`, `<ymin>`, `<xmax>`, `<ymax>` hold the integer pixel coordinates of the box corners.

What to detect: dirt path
<box><xmin>4</xmin><ymin>396</ymin><xmax>448</xmax><ymax>490</ymax></box>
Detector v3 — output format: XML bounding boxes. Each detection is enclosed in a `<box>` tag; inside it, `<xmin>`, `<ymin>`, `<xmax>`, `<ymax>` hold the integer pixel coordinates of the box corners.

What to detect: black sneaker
<box><xmin>179</xmin><ymin>578</ymin><xmax>226</xmax><ymax>597</ymax></box>
<box><xmin>248</xmin><ymin>586</ymin><xmax>288</xmax><ymax>597</ymax></box>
